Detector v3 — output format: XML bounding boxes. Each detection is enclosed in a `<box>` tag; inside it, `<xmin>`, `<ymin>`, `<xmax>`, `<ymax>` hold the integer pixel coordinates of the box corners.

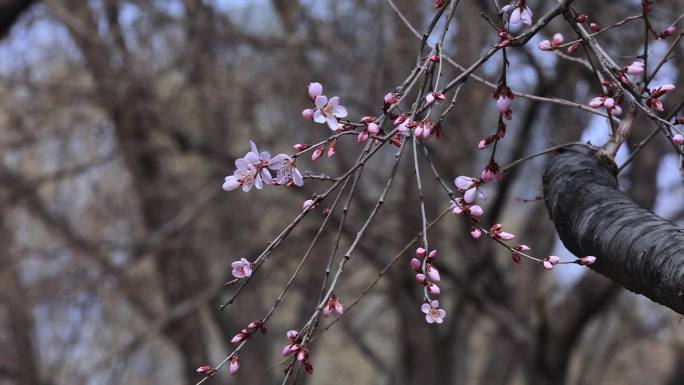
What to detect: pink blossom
<box><xmin>313</xmin><ymin>95</ymin><xmax>348</xmax><ymax>130</ymax></box>
<box><xmin>455</xmin><ymin>176</ymin><xmax>487</xmax><ymax>204</ymax></box>
<box><xmin>427</xmin><ymin>282</ymin><xmax>441</xmax><ymax>295</ymax></box>
<box><xmin>268</xmin><ymin>154</ymin><xmax>303</xmax><ymax>186</ymax></box>
<box><xmin>229</xmin><ymin>355</ymin><xmax>240</xmax><ymax>376</ymax></box>
<box><xmin>427</xmin><ymin>249</ymin><xmax>438</xmax><ymax>260</ymax></box>
<box><xmin>509</xmin><ymin>4</ymin><xmax>533</xmax><ymax>27</ymax></box>
<box><xmin>469</xmin><ymin>205</ymin><xmax>484</xmax><ymax>218</ymax></box>
<box><xmin>410</xmin><ymin>258</ymin><xmax>422</xmax><ymax>272</ymax></box>
<box><xmin>384</xmin><ymin>92</ymin><xmax>398</xmax><ymax>108</ymax></box>
<box><xmin>282</xmin><ymin>343</ymin><xmax>299</xmax><ymax>356</ymax></box>
<box><xmin>425</xmin><ymin>93</ymin><xmax>435</xmax><ymax>105</ymax></box>
<box><xmin>490</xmin><ymin>223</ymin><xmax>515</xmax><ymax>241</ymax></box>
<box><xmin>367</xmin><ymin>122</ymin><xmax>380</xmax><ymax>135</ymax></box>
<box><xmin>421</xmin><ymin>300</ymin><xmax>446</xmax><ymax>324</ymax></box>
<box><xmin>673</xmin><ymin>134</ymin><xmax>684</xmax><ymax>145</ymax></box>
<box><xmin>231</xmin><ymin>258</ymin><xmax>252</xmax><ymax>279</ymax></box>
<box><xmin>579</xmin><ymin>255</ymin><xmax>597</xmax><ymax>265</ymax></box>
<box><xmin>416</xmin><ymin>247</ymin><xmax>426</xmax><ymax>257</ymax></box>
<box><xmin>358</xmin><ymin>130</ymin><xmax>370</xmax><ymax>143</ymax></box>
<box><xmin>548</xmin><ymin>255</ymin><xmax>561</xmax><ymax>265</ymax></box>
<box><xmin>603</xmin><ymin>97</ymin><xmax>615</xmax><ymax>109</ymax></box>
<box><xmin>293</xmin><ymin>143</ymin><xmax>309</xmax><ymax>151</ymax></box>
<box><xmin>302</xmin><ymin>108</ymin><xmax>314</xmax><ymax>120</ymax></box>
<box><xmin>663</xmin><ymin>25</ymin><xmax>676</xmax><ymax>37</ymax></box>
<box><xmin>323</xmin><ymin>295</ymin><xmax>344</xmax><ymax>317</ymax></box>
<box><xmin>538</xmin><ymin>40</ymin><xmax>553</xmax><ymax>51</ymax></box>
<box><xmin>196</xmin><ymin>366</ymin><xmax>217</xmax><ymax>377</ymax></box>
<box><xmin>426</xmin><ymin>263</ymin><xmax>441</xmax><ymax>282</ymax></box>
<box><xmin>471</xmin><ymin>227</ymin><xmax>482</xmax><ymax>239</ymax></box>
<box><xmin>542</xmin><ymin>260</ymin><xmax>554</xmax><ymax>270</ymax></box>
<box><xmin>589</xmin><ymin>97</ymin><xmax>605</xmax><ymax>108</ymax></box>
<box><xmin>231</xmin><ymin>329</ymin><xmax>248</xmax><ymax>343</ymax></box>
<box><xmin>611</xmin><ymin>105</ymin><xmax>623</xmax><ymax>116</ymax></box>
<box><xmin>415</xmin><ymin>273</ymin><xmax>426</xmax><ymax>284</ymax></box>
<box><xmin>308</xmin><ymin>82</ymin><xmax>323</xmax><ymax>100</ymax></box>
<box><xmin>552</xmin><ymin>33</ymin><xmax>564</xmax><ymax>45</ymax></box>
<box><xmin>327</xmin><ymin>141</ymin><xmax>336</xmax><ymax>158</ymax></box>
<box><xmin>286</xmin><ymin>330</ymin><xmax>299</xmax><ymax>340</ymax></box>
<box><xmin>496</xmin><ymin>96</ymin><xmax>512</xmax><ymax>113</ymax></box>
<box><xmin>303</xmin><ymin>199</ymin><xmax>316</xmax><ymax>211</ymax></box>
<box><xmin>625</xmin><ymin>61</ymin><xmax>644</xmax><ymax>76</ymax></box>
<box><xmin>514</xmin><ymin>244</ymin><xmax>530</xmax><ymax>252</ymax></box>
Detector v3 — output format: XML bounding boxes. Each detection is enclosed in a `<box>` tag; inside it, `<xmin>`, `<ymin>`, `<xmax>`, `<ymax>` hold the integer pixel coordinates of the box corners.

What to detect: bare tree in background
<box><xmin>0</xmin><ymin>1</ymin><xmax>683</xmax><ymax>385</ymax></box>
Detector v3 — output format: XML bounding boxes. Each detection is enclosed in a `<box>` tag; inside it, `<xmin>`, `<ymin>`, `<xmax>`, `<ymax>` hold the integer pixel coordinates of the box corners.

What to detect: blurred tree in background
<box><xmin>0</xmin><ymin>1</ymin><xmax>683</xmax><ymax>385</ymax></box>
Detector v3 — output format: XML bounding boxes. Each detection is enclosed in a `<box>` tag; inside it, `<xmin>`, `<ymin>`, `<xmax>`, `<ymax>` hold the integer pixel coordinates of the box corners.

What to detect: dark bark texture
<box><xmin>543</xmin><ymin>146</ymin><xmax>684</xmax><ymax>314</ymax></box>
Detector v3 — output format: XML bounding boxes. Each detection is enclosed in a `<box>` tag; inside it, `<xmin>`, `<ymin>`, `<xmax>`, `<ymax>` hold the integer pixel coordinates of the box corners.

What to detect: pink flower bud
<box><xmin>229</xmin><ymin>355</ymin><xmax>240</xmax><ymax>375</ymax></box>
<box><xmin>311</xmin><ymin>146</ymin><xmax>324</xmax><ymax>160</ymax></box>
<box><xmin>496</xmin><ymin>96</ymin><xmax>511</xmax><ymax>113</ymax></box>
<box><xmin>625</xmin><ymin>61</ymin><xmax>644</xmax><ymax>76</ymax></box>
<box><xmin>327</xmin><ymin>141</ymin><xmax>336</xmax><ymax>158</ymax></box>
<box><xmin>415</xmin><ymin>125</ymin><xmax>424</xmax><ymax>138</ymax></box>
<box><xmin>303</xmin><ymin>199</ymin><xmax>315</xmax><ymax>211</ymax></box>
<box><xmin>538</xmin><ymin>40</ymin><xmax>553</xmax><ymax>51</ymax></box>
<box><xmin>302</xmin><ymin>108</ymin><xmax>314</xmax><ymax>120</ymax></box>
<box><xmin>426</xmin><ymin>264</ymin><xmax>441</xmax><ymax>282</ymax></box>
<box><xmin>611</xmin><ymin>105</ymin><xmax>622</xmax><ymax>116</ymax></box>
<box><xmin>231</xmin><ymin>332</ymin><xmax>246</xmax><ymax>344</ymax></box>
<box><xmin>514</xmin><ymin>244</ymin><xmax>530</xmax><ymax>252</ymax></box>
<box><xmin>673</xmin><ymin>134</ymin><xmax>684</xmax><ymax>145</ymax></box>
<box><xmin>415</xmin><ymin>273</ymin><xmax>426</xmax><ymax>284</ymax></box>
<box><xmin>589</xmin><ymin>97</ymin><xmax>604</xmax><ymax>108</ymax></box>
<box><xmin>358</xmin><ymin>130</ymin><xmax>369</xmax><ymax>143</ymax></box>
<box><xmin>416</xmin><ymin>247</ymin><xmax>426</xmax><ymax>257</ymax></box>
<box><xmin>308</xmin><ymin>82</ymin><xmax>323</xmax><ymax>100</ymax></box>
<box><xmin>427</xmin><ymin>249</ymin><xmax>438</xmax><ymax>260</ymax></box>
<box><xmin>567</xmin><ymin>41</ymin><xmax>581</xmax><ymax>54</ymax></box>
<box><xmin>542</xmin><ymin>260</ymin><xmax>553</xmax><ymax>270</ymax></box>
<box><xmin>552</xmin><ymin>33</ymin><xmax>564</xmax><ymax>46</ymax></box>
<box><xmin>410</xmin><ymin>258</ymin><xmax>422</xmax><ymax>272</ymax></box>
<box><xmin>603</xmin><ymin>97</ymin><xmax>615</xmax><ymax>109</ymax></box>
<box><xmin>469</xmin><ymin>205</ymin><xmax>484</xmax><ymax>218</ymax></box>
<box><xmin>471</xmin><ymin>227</ymin><xmax>481</xmax><ymax>239</ymax></box>
<box><xmin>334</xmin><ymin>299</ymin><xmax>344</xmax><ymax>315</ymax></box>
<box><xmin>428</xmin><ymin>282</ymin><xmax>441</xmax><ymax>295</ymax></box>
<box><xmin>197</xmin><ymin>366</ymin><xmax>217</xmax><ymax>377</ymax></box>
<box><xmin>663</xmin><ymin>25</ymin><xmax>676</xmax><ymax>37</ymax></box>
<box><xmin>576</xmin><ymin>14</ymin><xmax>588</xmax><ymax>23</ymax></box>
<box><xmin>498</xmin><ymin>231</ymin><xmax>515</xmax><ymax>241</ymax></box>
<box><xmin>293</xmin><ymin>143</ymin><xmax>309</xmax><ymax>151</ymax></box>
<box><xmin>478</xmin><ymin>139</ymin><xmax>488</xmax><ymax>150</ymax></box>
<box><xmin>287</xmin><ymin>330</ymin><xmax>299</xmax><ymax>340</ymax></box>
<box><xmin>425</xmin><ymin>93</ymin><xmax>435</xmax><ymax>105</ymax></box>
<box><xmin>589</xmin><ymin>23</ymin><xmax>600</xmax><ymax>32</ymax></box>
<box><xmin>360</xmin><ymin>116</ymin><xmax>375</xmax><ymax>124</ymax></box>
<box><xmin>579</xmin><ymin>256</ymin><xmax>597</xmax><ymax>265</ymax></box>
<box><xmin>548</xmin><ymin>255</ymin><xmax>561</xmax><ymax>265</ymax></box>
<box><xmin>322</xmin><ymin>305</ymin><xmax>332</xmax><ymax>317</ymax></box>
<box><xmin>367</xmin><ymin>122</ymin><xmax>380</xmax><ymax>135</ymax></box>
<box><xmin>384</xmin><ymin>92</ymin><xmax>398</xmax><ymax>107</ymax></box>
<box><xmin>452</xmin><ymin>205</ymin><xmax>463</xmax><ymax>215</ymax></box>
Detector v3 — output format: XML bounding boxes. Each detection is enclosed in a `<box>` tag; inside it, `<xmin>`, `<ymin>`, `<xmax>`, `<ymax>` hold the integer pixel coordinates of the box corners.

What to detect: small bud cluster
<box><xmin>282</xmin><ymin>330</ymin><xmax>314</xmax><ymax>375</ymax></box>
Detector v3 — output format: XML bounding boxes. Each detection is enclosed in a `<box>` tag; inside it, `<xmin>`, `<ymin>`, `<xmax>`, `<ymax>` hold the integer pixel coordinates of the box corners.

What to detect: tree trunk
<box><xmin>543</xmin><ymin>146</ymin><xmax>684</xmax><ymax>315</ymax></box>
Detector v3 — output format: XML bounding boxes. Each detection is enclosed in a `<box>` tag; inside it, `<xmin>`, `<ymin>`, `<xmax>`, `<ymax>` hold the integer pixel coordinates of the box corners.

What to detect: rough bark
<box><xmin>543</xmin><ymin>146</ymin><xmax>684</xmax><ymax>315</ymax></box>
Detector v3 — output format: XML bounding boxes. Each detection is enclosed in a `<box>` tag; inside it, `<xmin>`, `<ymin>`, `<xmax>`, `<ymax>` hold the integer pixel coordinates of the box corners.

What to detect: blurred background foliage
<box><xmin>0</xmin><ymin>1</ymin><xmax>683</xmax><ymax>385</ymax></box>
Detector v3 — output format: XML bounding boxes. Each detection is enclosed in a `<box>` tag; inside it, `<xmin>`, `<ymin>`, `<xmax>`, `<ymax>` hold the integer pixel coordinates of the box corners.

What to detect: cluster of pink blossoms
<box><xmin>223</xmin><ymin>141</ymin><xmax>303</xmax><ymax>192</ymax></box>
<box><xmin>302</xmin><ymin>82</ymin><xmax>348</xmax><ymax>130</ymax></box>
<box><xmin>322</xmin><ymin>294</ymin><xmax>344</xmax><ymax>317</ymax></box>
<box><xmin>410</xmin><ymin>247</ymin><xmax>446</xmax><ymax>323</ymax></box>
<box><xmin>282</xmin><ymin>330</ymin><xmax>314</xmax><ymax>374</ymax></box>
<box><xmin>411</xmin><ymin>248</ymin><xmax>442</xmax><ymax>296</ymax></box>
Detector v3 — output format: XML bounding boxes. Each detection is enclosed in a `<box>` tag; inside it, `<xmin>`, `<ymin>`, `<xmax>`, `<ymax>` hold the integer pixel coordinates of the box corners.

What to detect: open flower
<box><xmin>455</xmin><ymin>176</ymin><xmax>487</xmax><ymax>204</ymax></box>
<box><xmin>313</xmin><ymin>95</ymin><xmax>348</xmax><ymax>130</ymax></box>
<box><xmin>647</xmin><ymin>84</ymin><xmax>676</xmax><ymax>111</ymax></box>
<box><xmin>421</xmin><ymin>300</ymin><xmax>446</xmax><ymax>324</ymax></box>
<box><xmin>268</xmin><ymin>154</ymin><xmax>304</xmax><ymax>186</ymax></box>
<box><xmin>231</xmin><ymin>258</ymin><xmax>252</xmax><ymax>279</ymax></box>
<box><xmin>223</xmin><ymin>161</ymin><xmax>258</xmax><ymax>192</ymax></box>
<box><xmin>509</xmin><ymin>3</ymin><xmax>533</xmax><ymax>27</ymax></box>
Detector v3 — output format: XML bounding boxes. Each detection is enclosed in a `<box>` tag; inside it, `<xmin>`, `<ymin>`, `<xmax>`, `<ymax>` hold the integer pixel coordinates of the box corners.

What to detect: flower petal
<box><xmin>315</xmin><ymin>95</ymin><xmax>328</xmax><ymax>110</ymax></box>
<box><xmin>333</xmin><ymin>105</ymin><xmax>348</xmax><ymax>118</ymax></box>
